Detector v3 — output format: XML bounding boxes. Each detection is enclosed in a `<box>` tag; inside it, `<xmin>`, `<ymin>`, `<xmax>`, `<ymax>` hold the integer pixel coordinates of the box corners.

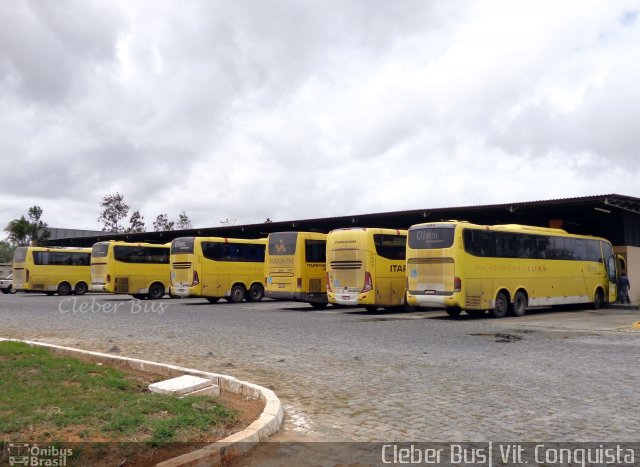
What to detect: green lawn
<box><xmin>0</xmin><ymin>341</ymin><xmax>237</xmax><ymax>445</ymax></box>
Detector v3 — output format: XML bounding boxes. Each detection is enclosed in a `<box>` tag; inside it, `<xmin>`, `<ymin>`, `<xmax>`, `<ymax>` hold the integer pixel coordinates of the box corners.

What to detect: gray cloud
<box><xmin>1</xmin><ymin>0</ymin><xmax>639</xmax><ymax>232</ymax></box>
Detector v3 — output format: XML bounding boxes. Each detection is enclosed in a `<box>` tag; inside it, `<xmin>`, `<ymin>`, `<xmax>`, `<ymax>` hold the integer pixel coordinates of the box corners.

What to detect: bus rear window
<box><xmin>268</xmin><ymin>233</ymin><xmax>298</xmax><ymax>255</ymax></box>
<box><xmin>171</xmin><ymin>237</ymin><xmax>195</xmax><ymax>254</ymax></box>
<box><xmin>14</xmin><ymin>247</ymin><xmax>27</xmax><ymax>263</ymax></box>
<box><xmin>92</xmin><ymin>243</ymin><xmax>109</xmax><ymax>258</ymax></box>
<box><xmin>408</xmin><ymin>227</ymin><xmax>455</xmax><ymax>249</ymax></box>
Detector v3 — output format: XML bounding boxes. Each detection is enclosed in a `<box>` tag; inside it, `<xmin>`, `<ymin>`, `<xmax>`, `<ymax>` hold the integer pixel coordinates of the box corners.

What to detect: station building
<box><xmin>47</xmin><ymin>193</ymin><xmax>640</xmax><ymax>303</ymax></box>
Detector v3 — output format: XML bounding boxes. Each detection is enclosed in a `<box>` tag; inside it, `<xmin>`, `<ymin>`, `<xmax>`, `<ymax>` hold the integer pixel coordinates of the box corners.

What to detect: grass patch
<box><xmin>0</xmin><ymin>341</ymin><xmax>237</xmax><ymax>445</ymax></box>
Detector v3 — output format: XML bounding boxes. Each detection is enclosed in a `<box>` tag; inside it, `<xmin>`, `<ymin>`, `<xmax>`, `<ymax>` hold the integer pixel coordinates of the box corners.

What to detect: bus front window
<box><xmin>408</xmin><ymin>226</ymin><xmax>455</xmax><ymax>249</ymax></box>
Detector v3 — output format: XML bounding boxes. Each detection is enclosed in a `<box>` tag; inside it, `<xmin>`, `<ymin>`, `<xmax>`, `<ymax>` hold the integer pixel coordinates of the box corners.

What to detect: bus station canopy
<box><xmin>46</xmin><ymin>194</ymin><xmax>640</xmax><ymax>248</ymax></box>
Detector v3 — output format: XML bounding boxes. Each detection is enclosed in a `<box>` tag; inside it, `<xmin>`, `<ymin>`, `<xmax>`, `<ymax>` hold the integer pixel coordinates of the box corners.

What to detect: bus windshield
<box><xmin>14</xmin><ymin>247</ymin><xmax>27</xmax><ymax>263</ymax></box>
<box><xmin>408</xmin><ymin>226</ymin><xmax>455</xmax><ymax>249</ymax></box>
<box><xmin>92</xmin><ymin>243</ymin><xmax>109</xmax><ymax>258</ymax></box>
<box><xmin>171</xmin><ymin>237</ymin><xmax>195</xmax><ymax>254</ymax></box>
<box><xmin>268</xmin><ymin>233</ymin><xmax>298</xmax><ymax>255</ymax></box>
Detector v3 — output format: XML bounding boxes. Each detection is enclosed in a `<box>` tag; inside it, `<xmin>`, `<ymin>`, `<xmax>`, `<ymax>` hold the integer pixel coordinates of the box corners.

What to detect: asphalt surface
<box><xmin>1</xmin><ymin>293</ymin><xmax>640</xmax><ymax>463</ymax></box>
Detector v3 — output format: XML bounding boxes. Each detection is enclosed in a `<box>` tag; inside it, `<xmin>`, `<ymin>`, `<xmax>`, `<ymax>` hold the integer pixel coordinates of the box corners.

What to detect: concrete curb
<box><xmin>0</xmin><ymin>338</ymin><xmax>283</xmax><ymax>466</ymax></box>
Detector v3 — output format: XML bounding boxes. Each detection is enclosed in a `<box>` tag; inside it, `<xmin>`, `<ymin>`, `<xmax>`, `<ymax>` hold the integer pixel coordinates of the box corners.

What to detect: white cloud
<box><xmin>1</xmin><ymin>0</ymin><xmax>639</xmax><ymax>233</ymax></box>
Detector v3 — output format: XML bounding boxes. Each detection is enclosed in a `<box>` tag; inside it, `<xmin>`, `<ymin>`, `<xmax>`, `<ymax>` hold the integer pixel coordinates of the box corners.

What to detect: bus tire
<box><xmin>57</xmin><ymin>282</ymin><xmax>72</xmax><ymax>296</ymax></box>
<box><xmin>74</xmin><ymin>282</ymin><xmax>88</xmax><ymax>296</ymax></box>
<box><xmin>593</xmin><ymin>288</ymin><xmax>605</xmax><ymax>309</ymax></box>
<box><xmin>206</xmin><ymin>297</ymin><xmax>220</xmax><ymax>303</ymax></box>
<box><xmin>247</xmin><ymin>283</ymin><xmax>264</xmax><ymax>302</ymax></box>
<box><xmin>229</xmin><ymin>284</ymin><xmax>245</xmax><ymax>303</ymax></box>
<box><xmin>490</xmin><ymin>292</ymin><xmax>509</xmax><ymax>318</ymax></box>
<box><xmin>1</xmin><ymin>288</ymin><xmax>9</xmax><ymax>294</ymax></box>
<box><xmin>512</xmin><ymin>291</ymin><xmax>527</xmax><ymax>317</ymax></box>
<box><xmin>446</xmin><ymin>307</ymin><xmax>462</xmax><ymax>318</ymax></box>
<box><xmin>148</xmin><ymin>282</ymin><xmax>165</xmax><ymax>300</ymax></box>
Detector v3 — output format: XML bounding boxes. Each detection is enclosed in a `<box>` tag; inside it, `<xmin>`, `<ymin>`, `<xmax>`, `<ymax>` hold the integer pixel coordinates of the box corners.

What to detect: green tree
<box><xmin>5</xmin><ymin>216</ymin><xmax>32</xmax><ymax>246</ymax></box>
<box><xmin>27</xmin><ymin>205</ymin><xmax>50</xmax><ymax>245</ymax></box>
<box><xmin>126</xmin><ymin>210</ymin><xmax>146</xmax><ymax>233</ymax></box>
<box><xmin>98</xmin><ymin>193</ymin><xmax>129</xmax><ymax>233</ymax></box>
<box><xmin>176</xmin><ymin>211</ymin><xmax>193</xmax><ymax>230</ymax></box>
<box><xmin>153</xmin><ymin>213</ymin><xmax>175</xmax><ymax>231</ymax></box>
<box><xmin>0</xmin><ymin>240</ymin><xmax>16</xmax><ymax>263</ymax></box>
<box><xmin>4</xmin><ymin>206</ymin><xmax>50</xmax><ymax>246</ymax></box>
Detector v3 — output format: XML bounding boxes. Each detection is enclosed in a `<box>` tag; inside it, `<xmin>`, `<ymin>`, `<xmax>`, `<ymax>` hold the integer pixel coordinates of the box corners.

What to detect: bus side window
<box><xmin>517</xmin><ymin>235</ymin><xmax>535</xmax><ymax>259</ymax></box>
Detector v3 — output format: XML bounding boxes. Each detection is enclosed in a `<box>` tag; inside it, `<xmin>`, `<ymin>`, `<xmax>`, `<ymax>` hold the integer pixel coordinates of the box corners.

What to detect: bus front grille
<box><xmin>172</xmin><ymin>262</ymin><xmax>192</xmax><ymax>269</ymax></box>
<box><xmin>330</xmin><ymin>261</ymin><xmax>362</xmax><ymax>270</ymax></box>
<box><xmin>115</xmin><ymin>277</ymin><xmax>129</xmax><ymax>294</ymax></box>
<box><xmin>309</xmin><ymin>278</ymin><xmax>322</xmax><ymax>293</ymax></box>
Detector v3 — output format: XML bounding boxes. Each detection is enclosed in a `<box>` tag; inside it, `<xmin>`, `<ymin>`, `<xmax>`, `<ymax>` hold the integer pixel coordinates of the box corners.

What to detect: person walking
<box><xmin>618</xmin><ymin>272</ymin><xmax>631</xmax><ymax>304</ymax></box>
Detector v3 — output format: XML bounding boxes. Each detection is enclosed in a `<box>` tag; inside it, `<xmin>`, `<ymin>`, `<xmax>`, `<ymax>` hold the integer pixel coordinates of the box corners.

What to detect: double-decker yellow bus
<box><xmin>406</xmin><ymin>221</ymin><xmax>619</xmax><ymax>318</ymax></box>
<box><xmin>265</xmin><ymin>232</ymin><xmax>328</xmax><ymax>309</ymax></box>
<box><xmin>170</xmin><ymin>237</ymin><xmax>266</xmax><ymax>303</ymax></box>
<box><xmin>13</xmin><ymin>246</ymin><xmax>92</xmax><ymax>296</ymax></box>
<box><xmin>326</xmin><ymin>228</ymin><xmax>408</xmax><ymax>311</ymax></box>
<box><xmin>90</xmin><ymin>241</ymin><xmax>171</xmax><ymax>299</ymax></box>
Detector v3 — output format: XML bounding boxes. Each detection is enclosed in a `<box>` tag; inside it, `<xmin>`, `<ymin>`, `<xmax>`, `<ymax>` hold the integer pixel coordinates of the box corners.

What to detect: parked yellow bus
<box><xmin>265</xmin><ymin>232</ymin><xmax>328</xmax><ymax>308</ymax></box>
<box><xmin>170</xmin><ymin>237</ymin><xmax>266</xmax><ymax>303</ymax></box>
<box><xmin>406</xmin><ymin>221</ymin><xmax>619</xmax><ymax>318</ymax></box>
<box><xmin>90</xmin><ymin>241</ymin><xmax>171</xmax><ymax>299</ymax></box>
<box><xmin>326</xmin><ymin>228</ymin><xmax>408</xmax><ymax>311</ymax></box>
<box><xmin>13</xmin><ymin>246</ymin><xmax>92</xmax><ymax>296</ymax></box>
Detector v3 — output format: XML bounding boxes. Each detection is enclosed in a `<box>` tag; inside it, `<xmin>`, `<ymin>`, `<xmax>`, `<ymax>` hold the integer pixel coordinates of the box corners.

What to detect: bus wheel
<box><xmin>57</xmin><ymin>282</ymin><xmax>72</xmax><ymax>296</ymax></box>
<box><xmin>466</xmin><ymin>309</ymin><xmax>485</xmax><ymax>317</ymax></box>
<box><xmin>593</xmin><ymin>289</ymin><xmax>605</xmax><ymax>309</ymax></box>
<box><xmin>247</xmin><ymin>284</ymin><xmax>264</xmax><ymax>302</ymax></box>
<box><xmin>229</xmin><ymin>284</ymin><xmax>245</xmax><ymax>303</ymax></box>
<box><xmin>364</xmin><ymin>305</ymin><xmax>379</xmax><ymax>312</ymax></box>
<box><xmin>0</xmin><ymin>288</ymin><xmax>9</xmax><ymax>294</ymax></box>
<box><xmin>310</xmin><ymin>302</ymin><xmax>328</xmax><ymax>310</ymax></box>
<box><xmin>148</xmin><ymin>283</ymin><xmax>165</xmax><ymax>300</ymax></box>
<box><xmin>512</xmin><ymin>291</ymin><xmax>527</xmax><ymax>317</ymax></box>
<box><xmin>490</xmin><ymin>292</ymin><xmax>509</xmax><ymax>318</ymax></box>
<box><xmin>74</xmin><ymin>282</ymin><xmax>88</xmax><ymax>296</ymax></box>
<box><xmin>206</xmin><ymin>297</ymin><xmax>220</xmax><ymax>303</ymax></box>
<box><xmin>446</xmin><ymin>307</ymin><xmax>462</xmax><ymax>318</ymax></box>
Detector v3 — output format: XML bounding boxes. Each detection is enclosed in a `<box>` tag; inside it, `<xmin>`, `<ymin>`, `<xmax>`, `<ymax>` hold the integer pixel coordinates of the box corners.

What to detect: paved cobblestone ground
<box><xmin>1</xmin><ymin>294</ymin><xmax>639</xmax><ymax>446</ymax></box>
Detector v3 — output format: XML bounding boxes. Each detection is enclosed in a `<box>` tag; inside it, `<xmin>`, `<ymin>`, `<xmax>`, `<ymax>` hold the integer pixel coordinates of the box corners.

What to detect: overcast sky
<box><xmin>1</xmin><ymin>0</ymin><xmax>639</xmax><ymax>232</ymax></box>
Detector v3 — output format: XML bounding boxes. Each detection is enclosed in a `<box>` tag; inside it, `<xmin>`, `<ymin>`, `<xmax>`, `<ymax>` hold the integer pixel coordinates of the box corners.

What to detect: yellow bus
<box><xmin>265</xmin><ymin>232</ymin><xmax>328</xmax><ymax>309</ymax></box>
<box><xmin>406</xmin><ymin>221</ymin><xmax>619</xmax><ymax>318</ymax></box>
<box><xmin>326</xmin><ymin>228</ymin><xmax>408</xmax><ymax>311</ymax></box>
<box><xmin>13</xmin><ymin>246</ymin><xmax>92</xmax><ymax>296</ymax></box>
<box><xmin>90</xmin><ymin>241</ymin><xmax>171</xmax><ymax>300</ymax></box>
<box><xmin>170</xmin><ymin>237</ymin><xmax>267</xmax><ymax>303</ymax></box>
